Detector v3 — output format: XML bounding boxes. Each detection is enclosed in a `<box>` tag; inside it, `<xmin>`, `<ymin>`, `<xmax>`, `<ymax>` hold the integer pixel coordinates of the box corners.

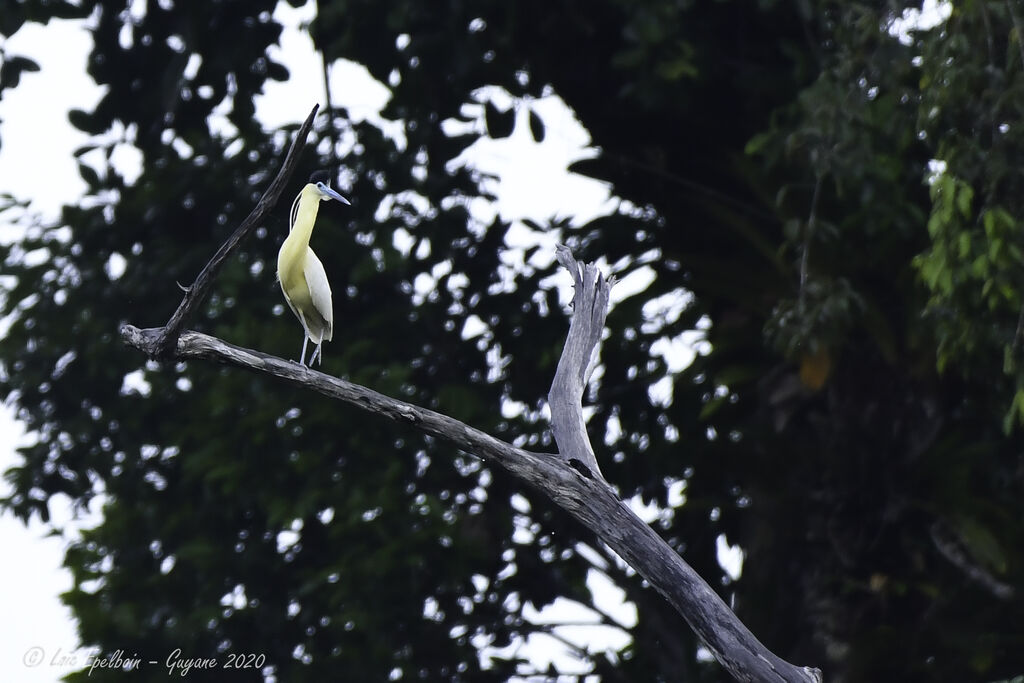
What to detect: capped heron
<box><xmin>277</xmin><ymin>171</ymin><xmax>350</xmax><ymax>366</ymax></box>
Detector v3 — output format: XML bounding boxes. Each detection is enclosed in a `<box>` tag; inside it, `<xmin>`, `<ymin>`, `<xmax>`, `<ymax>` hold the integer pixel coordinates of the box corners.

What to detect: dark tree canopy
<box><xmin>1</xmin><ymin>1</ymin><xmax>1023</xmax><ymax>681</ymax></box>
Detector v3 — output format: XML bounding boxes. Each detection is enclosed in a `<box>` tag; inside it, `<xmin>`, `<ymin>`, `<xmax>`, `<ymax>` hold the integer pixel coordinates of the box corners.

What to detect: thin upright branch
<box><xmin>799</xmin><ymin>172</ymin><xmax>823</xmax><ymax>297</ymax></box>
<box><xmin>153</xmin><ymin>103</ymin><xmax>320</xmax><ymax>357</ymax></box>
<box><xmin>548</xmin><ymin>244</ymin><xmax>611</xmax><ymax>478</ymax></box>
<box><xmin>321</xmin><ymin>52</ymin><xmax>338</xmax><ymax>170</ymax></box>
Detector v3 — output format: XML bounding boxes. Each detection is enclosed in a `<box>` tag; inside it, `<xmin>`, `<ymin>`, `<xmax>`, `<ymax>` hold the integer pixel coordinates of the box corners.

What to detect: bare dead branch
<box><xmin>548</xmin><ymin>244</ymin><xmax>610</xmax><ymax>478</ymax></box>
<box><xmin>123</xmin><ymin>324</ymin><xmax>559</xmax><ymax>491</ymax></box>
<box><xmin>120</xmin><ymin>311</ymin><xmax>821</xmax><ymax>682</ymax></box>
<box><xmin>153</xmin><ymin>103</ymin><xmax>320</xmax><ymax>357</ymax></box>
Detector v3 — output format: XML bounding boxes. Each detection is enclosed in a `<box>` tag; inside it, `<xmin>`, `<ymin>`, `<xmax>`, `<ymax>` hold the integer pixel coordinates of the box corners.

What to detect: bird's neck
<box><xmin>287</xmin><ymin>184</ymin><xmax>322</xmax><ymax>248</ymax></box>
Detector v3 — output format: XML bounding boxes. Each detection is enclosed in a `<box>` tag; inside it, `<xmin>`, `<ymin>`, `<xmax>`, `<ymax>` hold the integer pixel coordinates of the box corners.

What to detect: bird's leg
<box><xmin>310</xmin><ymin>343</ymin><xmax>322</xmax><ymax>366</ymax></box>
<box><xmin>300</xmin><ymin>336</ymin><xmax>309</xmax><ymax>366</ymax></box>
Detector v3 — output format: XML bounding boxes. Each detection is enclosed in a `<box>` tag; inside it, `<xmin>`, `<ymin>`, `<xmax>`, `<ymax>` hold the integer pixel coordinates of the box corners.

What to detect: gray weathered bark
<box><xmin>547</xmin><ymin>244</ymin><xmax>610</xmax><ymax>478</ymax></box>
<box><xmin>120</xmin><ymin>262</ymin><xmax>821</xmax><ymax>683</ymax></box>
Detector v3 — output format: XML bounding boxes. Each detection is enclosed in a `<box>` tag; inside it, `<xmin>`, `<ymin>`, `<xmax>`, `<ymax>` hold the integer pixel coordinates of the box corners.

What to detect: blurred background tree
<box><xmin>1</xmin><ymin>0</ymin><xmax>1022</xmax><ymax>681</ymax></box>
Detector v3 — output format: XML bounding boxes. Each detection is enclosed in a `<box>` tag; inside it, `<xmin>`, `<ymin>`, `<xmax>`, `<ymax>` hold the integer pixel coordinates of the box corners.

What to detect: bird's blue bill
<box><xmin>316</xmin><ymin>182</ymin><xmax>351</xmax><ymax>205</ymax></box>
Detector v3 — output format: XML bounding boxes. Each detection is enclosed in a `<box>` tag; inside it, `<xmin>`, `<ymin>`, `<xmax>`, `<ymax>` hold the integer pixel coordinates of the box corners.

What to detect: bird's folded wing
<box><xmin>304</xmin><ymin>249</ymin><xmax>334</xmax><ymax>342</ymax></box>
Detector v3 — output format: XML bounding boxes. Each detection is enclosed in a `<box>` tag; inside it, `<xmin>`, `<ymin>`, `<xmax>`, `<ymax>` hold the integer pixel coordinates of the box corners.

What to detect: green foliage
<box><xmin>741</xmin><ymin>3</ymin><xmax>1024</xmax><ymax>680</ymax></box>
<box><xmin>1</xmin><ymin>0</ymin><xmax>1024</xmax><ymax>682</ymax></box>
<box><xmin>913</xmin><ymin>173</ymin><xmax>1024</xmax><ymax>410</ymax></box>
<box><xmin>909</xmin><ymin>0</ymin><xmax>1024</xmax><ymax>431</ymax></box>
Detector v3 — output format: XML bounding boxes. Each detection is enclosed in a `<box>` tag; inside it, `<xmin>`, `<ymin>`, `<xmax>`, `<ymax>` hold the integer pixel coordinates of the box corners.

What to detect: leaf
<box><xmin>955</xmin><ymin>181</ymin><xmax>973</xmax><ymax>218</ymax></box>
<box><xmin>983</xmin><ymin>209</ymin><xmax>996</xmax><ymax>238</ymax></box>
<box><xmin>484</xmin><ymin>100</ymin><xmax>514</xmax><ymax>139</ymax></box>
<box><xmin>0</xmin><ymin>55</ymin><xmax>40</xmax><ymax>91</ymax></box>
<box><xmin>10</xmin><ymin>55</ymin><xmax>40</xmax><ymax>74</ymax></box>
<box><xmin>957</xmin><ymin>231</ymin><xmax>970</xmax><ymax>258</ymax></box>
<box><xmin>77</xmin><ymin>163</ymin><xmax>100</xmax><ymax>187</ymax></box>
<box><xmin>989</xmin><ymin>237</ymin><xmax>1003</xmax><ymax>262</ymax></box>
<box><xmin>528</xmin><ymin>108</ymin><xmax>545</xmax><ymax>142</ymax></box>
<box><xmin>744</xmin><ymin>131</ymin><xmax>773</xmax><ymax>156</ymax></box>
<box><xmin>799</xmin><ymin>347</ymin><xmax>832</xmax><ymax>390</ymax></box>
<box><xmin>68</xmin><ymin>108</ymin><xmax>107</xmax><ymax>135</ymax></box>
<box><xmin>266</xmin><ymin>60</ymin><xmax>289</xmax><ymax>82</ymax></box>
<box><xmin>950</xmin><ymin>516</ymin><xmax>1008</xmax><ymax>575</ymax></box>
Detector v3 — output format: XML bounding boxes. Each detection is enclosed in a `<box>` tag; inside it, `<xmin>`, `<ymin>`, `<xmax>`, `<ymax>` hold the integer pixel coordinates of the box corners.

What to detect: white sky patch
<box><xmin>667</xmin><ymin>479</ymin><xmax>687</xmax><ymax>508</ymax></box>
<box><xmin>391</xmin><ymin>226</ymin><xmax>415</xmax><ymax>256</ymax></box>
<box><xmin>21</xmin><ymin>247</ymin><xmax>50</xmax><ymax>268</ymax></box>
<box><xmin>119</xmin><ymin>368</ymin><xmax>151</xmax><ymax>397</ymax></box>
<box><xmin>514</xmin><ymin>591</ymin><xmax>632</xmax><ymax>676</ymax></box>
<box><xmin>609</xmin><ymin>264</ymin><xmax>656</xmax><ymax>305</ymax></box>
<box><xmin>888</xmin><ymin>0</ymin><xmax>952</xmax><ymax>45</ymax></box>
<box><xmin>716</xmin><ymin>534</ymin><xmax>744</xmax><ymax>581</ymax></box>
<box><xmin>461</xmin><ymin>314</ymin><xmax>487</xmax><ymax>340</ymax></box>
<box><xmin>504</xmin><ymin>220</ymin><xmax>563</xmax><ymax>268</ymax></box>
<box><xmin>260</xmin><ymin>0</ymin><xmax>404</xmax><ymax>147</ymax></box>
<box><xmin>648</xmin><ymin>375</ymin><xmax>674</xmax><ymax>408</ymax></box>
<box><xmin>586</xmin><ymin>569</ymin><xmax>637</xmax><ymax>629</ymax></box>
<box><xmin>655</xmin><ymin>315</ymin><xmax>713</xmax><ymax>371</ymax></box>
<box><xmin>500</xmin><ymin>397</ymin><xmax>529</xmax><ymax>420</ymax></box>
<box><xmin>926</xmin><ymin>158</ymin><xmax>947</xmax><ymax>185</ymax></box>
<box><xmin>0</xmin><ymin>400</ymin><xmax>106</xmax><ymax>681</ymax></box>
<box><xmin>326</xmin><ymin>60</ymin><xmax>404</xmax><ymax>145</ymax></box>
<box><xmin>573</xmin><ymin>542</ymin><xmax>608</xmax><ymax>571</ymax></box>
<box><xmin>628</xmin><ymin>494</ymin><xmax>660</xmax><ymax>525</ymax></box>
<box><xmin>108</xmin><ymin>123</ymin><xmax>143</xmax><ymax>185</ymax></box>
<box><xmin>442</xmin><ymin>83</ymin><xmax>615</xmax><ymax>225</ymax></box>
<box><xmin>73</xmin><ymin>120</ymin><xmax>143</xmax><ymax>187</ymax></box>
<box><xmin>604</xmin><ymin>412</ymin><xmax>623</xmax><ymax>446</ymax></box>
<box><xmin>510</xmin><ymin>493</ymin><xmax>531</xmax><ymax>514</ymax></box>
<box><xmin>650</xmin><ymin>335</ymin><xmax>697</xmax><ymax>374</ymax></box>
<box><xmin>641</xmin><ymin>288</ymin><xmax>693</xmax><ymax>334</ymax></box>
<box><xmin>104</xmin><ymin>252</ymin><xmax>127</xmax><ymax>280</ymax></box>
<box><xmin>276</xmin><ymin>529</ymin><xmax>300</xmax><ymax>554</ymax></box>
<box><xmin>256</xmin><ymin>0</ymin><xmax>320</xmax><ymax>130</ymax></box>
<box><xmin>0</xmin><ymin>310</ymin><xmax>16</xmax><ymax>343</ymax></box>
<box><xmin>220</xmin><ymin>583</ymin><xmax>249</xmax><ymax>610</ymax></box>
<box><xmin>0</xmin><ymin>20</ymin><xmax>104</xmax><ymax>221</ymax></box>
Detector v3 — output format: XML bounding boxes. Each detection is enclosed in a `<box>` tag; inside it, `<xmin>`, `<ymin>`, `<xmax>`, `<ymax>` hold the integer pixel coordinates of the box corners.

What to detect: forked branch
<box><xmin>121</xmin><ymin>245</ymin><xmax>820</xmax><ymax>683</ymax></box>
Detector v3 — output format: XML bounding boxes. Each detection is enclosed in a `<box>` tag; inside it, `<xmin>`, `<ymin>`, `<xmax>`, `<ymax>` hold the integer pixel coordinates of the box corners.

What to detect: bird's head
<box><xmin>308</xmin><ymin>170</ymin><xmax>351</xmax><ymax>205</ymax></box>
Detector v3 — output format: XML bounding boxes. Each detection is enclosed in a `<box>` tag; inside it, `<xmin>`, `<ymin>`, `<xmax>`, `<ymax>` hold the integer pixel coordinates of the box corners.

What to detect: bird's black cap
<box><xmin>309</xmin><ymin>170</ymin><xmax>331</xmax><ymax>185</ymax></box>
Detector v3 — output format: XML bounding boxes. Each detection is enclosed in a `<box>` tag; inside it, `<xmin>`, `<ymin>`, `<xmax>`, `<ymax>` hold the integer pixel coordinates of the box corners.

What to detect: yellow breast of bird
<box><xmin>278</xmin><ymin>242</ymin><xmax>305</xmax><ymax>290</ymax></box>
<box><xmin>277</xmin><ymin>185</ymin><xmax>321</xmax><ymax>304</ymax></box>
<box><xmin>279</xmin><ymin>264</ymin><xmax>313</xmax><ymax>308</ymax></box>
